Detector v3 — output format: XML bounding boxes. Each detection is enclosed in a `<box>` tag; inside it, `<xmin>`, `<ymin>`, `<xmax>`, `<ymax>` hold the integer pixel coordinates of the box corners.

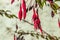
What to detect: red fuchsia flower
<box><xmin>58</xmin><ymin>18</ymin><xmax>60</xmax><ymax>28</ymax></box>
<box><xmin>18</xmin><ymin>4</ymin><xmax>22</xmax><ymax>20</ymax></box>
<box><xmin>18</xmin><ymin>0</ymin><xmax>26</xmax><ymax>20</ymax></box>
<box><xmin>21</xmin><ymin>0</ymin><xmax>26</xmax><ymax>19</ymax></box>
<box><xmin>34</xmin><ymin>18</ymin><xmax>43</xmax><ymax>33</ymax></box>
<box><xmin>14</xmin><ymin>34</ymin><xmax>17</xmax><ymax>40</ymax></box>
<box><xmin>11</xmin><ymin>0</ymin><xmax>15</xmax><ymax>4</ymax></box>
<box><xmin>32</xmin><ymin>8</ymin><xmax>42</xmax><ymax>33</ymax></box>
<box><xmin>32</xmin><ymin>8</ymin><xmax>38</xmax><ymax>21</ymax></box>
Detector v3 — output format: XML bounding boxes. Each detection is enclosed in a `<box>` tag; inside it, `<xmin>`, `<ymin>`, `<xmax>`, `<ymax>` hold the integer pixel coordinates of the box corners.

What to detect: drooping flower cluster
<box><xmin>32</xmin><ymin>8</ymin><xmax>42</xmax><ymax>33</ymax></box>
<box><xmin>18</xmin><ymin>0</ymin><xmax>26</xmax><ymax>20</ymax></box>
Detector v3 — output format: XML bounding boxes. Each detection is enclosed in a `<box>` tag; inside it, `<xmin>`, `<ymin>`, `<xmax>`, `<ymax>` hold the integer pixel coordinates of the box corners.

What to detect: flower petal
<box><xmin>34</xmin><ymin>20</ymin><xmax>38</xmax><ymax>30</ymax></box>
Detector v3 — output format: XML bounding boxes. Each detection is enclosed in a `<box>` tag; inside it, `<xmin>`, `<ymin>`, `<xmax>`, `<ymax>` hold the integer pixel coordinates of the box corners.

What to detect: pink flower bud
<box><xmin>18</xmin><ymin>5</ymin><xmax>22</xmax><ymax>20</ymax></box>
<box><xmin>14</xmin><ymin>34</ymin><xmax>17</xmax><ymax>40</ymax></box>
<box><xmin>22</xmin><ymin>0</ymin><xmax>26</xmax><ymax>19</ymax></box>
<box><xmin>11</xmin><ymin>0</ymin><xmax>15</xmax><ymax>4</ymax></box>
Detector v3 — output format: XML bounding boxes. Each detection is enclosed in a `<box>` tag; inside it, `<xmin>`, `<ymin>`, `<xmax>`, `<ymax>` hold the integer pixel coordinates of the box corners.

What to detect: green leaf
<box><xmin>36</xmin><ymin>0</ymin><xmax>46</xmax><ymax>9</ymax></box>
<box><xmin>36</xmin><ymin>0</ymin><xmax>42</xmax><ymax>8</ymax></box>
<box><xmin>4</xmin><ymin>13</ymin><xmax>11</xmax><ymax>18</ymax></box>
<box><xmin>41</xmin><ymin>34</ymin><xmax>44</xmax><ymax>38</ymax></box>
<box><xmin>53</xmin><ymin>3</ymin><xmax>59</xmax><ymax>9</ymax></box>
<box><xmin>0</xmin><ymin>10</ymin><xmax>5</xmax><ymax>12</ymax></box>
<box><xmin>55</xmin><ymin>0</ymin><xmax>60</xmax><ymax>1</ymax></box>
<box><xmin>52</xmin><ymin>36</ymin><xmax>58</xmax><ymax>40</ymax></box>
<box><xmin>42</xmin><ymin>0</ymin><xmax>46</xmax><ymax>5</ymax></box>
<box><xmin>36</xmin><ymin>35</ymin><xmax>39</xmax><ymax>39</ymax></box>
<box><xmin>0</xmin><ymin>10</ymin><xmax>5</xmax><ymax>16</ymax></box>
<box><xmin>0</xmin><ymin>13</ymin><xmax>3</xmax><ymax>16</ymax></box>
<box><xmin>31</xmin><ymin>33</ymin><xmax>34</xmax><ymax>37</ymax></box>
<box><xmin>50</xmin><ymin>3</ymin><xmax>59</xmax><ymax>14</ymax></box>
<box><xmin>46</xmin><ymin>36</ymin><xmax>50</xmax><ymax>40</ymax></box>
<box><xmin>15</xmin><ymin>30</ymin><xmax>17</xmax><ymax>33</ymax></box>
<box><xmin>12</xmin><ymin>15</ymin><xmax>18</xmax><ymax>18</ymax></box>
<box><xmin>6</xmin><ymin>10</ymin><xmax>11</xmax><ymax>13</ymax></box>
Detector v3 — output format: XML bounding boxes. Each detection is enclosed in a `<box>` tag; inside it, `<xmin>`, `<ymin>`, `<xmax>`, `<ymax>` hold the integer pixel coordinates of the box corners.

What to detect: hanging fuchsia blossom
<box><xmin>32</xmin><ymin>8</ymin><xmax>42</xmax><ymax>33</ymax></box>
<box><xmin>58</xmin><ymin>19</ymin><xmax>60</xmax><ymax>28</ymax></box>
<box><xmin>11</xmin><ymin>0</ymin><xmax>15</xmax><ymax>4</ymax></box>
<box><xmin>32</xmin><ymin>8</ymin><xmax>39</xmax><ymax>21</ymax></box>
<box><xmin>18</xmin><ymin>0</ymin><xmax>26</xmax><ymax>20</ymax></box>
<box><xmin>18</xmin><ymin>5</ymin><xmax>22</xmax><ymax>20</ymax></box>
<box><xmin>22</xmin><ymin>0</ymin><xmax>26</xmax><ymax>19</ymax></box>
<box><xmin>14</xmin><ymin>34</ymin><xmax>17</xmax><ymax>40</ymax></box>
